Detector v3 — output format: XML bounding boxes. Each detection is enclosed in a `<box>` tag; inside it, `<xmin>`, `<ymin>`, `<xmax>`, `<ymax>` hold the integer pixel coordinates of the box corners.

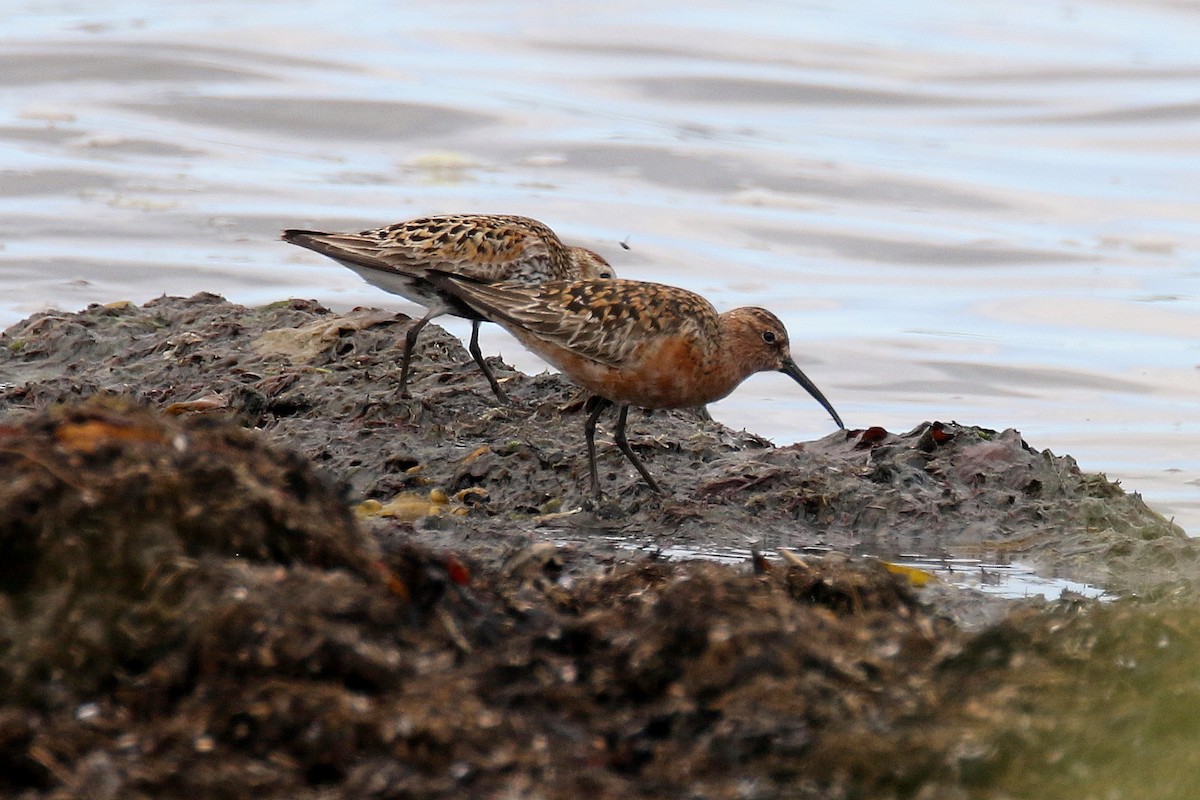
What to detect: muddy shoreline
<box><xmin>1</xmin><ymin>294</ymin><xmax>1195</xmax><ymax>798</ymax></box>
<box><xmin>2</xmin><ymin>294</ymin><xmax>1185</xmax><ymax>595</ymax></box>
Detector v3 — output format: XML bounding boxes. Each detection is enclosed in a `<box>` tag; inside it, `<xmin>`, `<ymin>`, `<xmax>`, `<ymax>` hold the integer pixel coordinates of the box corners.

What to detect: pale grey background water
<box><xmin>2</xmin><ymin>0</ymin><xmax>1197</xmax><ymax>531</ymax></box>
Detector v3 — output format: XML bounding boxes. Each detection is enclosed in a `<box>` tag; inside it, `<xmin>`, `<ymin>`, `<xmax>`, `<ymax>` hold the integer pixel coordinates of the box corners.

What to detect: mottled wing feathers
<box><xmin>283</xmin><ymin>214</ymin><xmax>618</xmax><ymax>292</ymax></box>
<box><xmin>281</xmin><ymin>229</ymin><xmax>400</xmax><ymax>273</ymax></box>
<box><xmin>284</xmin><ymin>214</ymin><xmax>586</xmax><ymax>282</ymax></box>
<box><xmin>428</xmin><ymin>275</ymin><xmax>719</xmax><ymax>368</ymax></box>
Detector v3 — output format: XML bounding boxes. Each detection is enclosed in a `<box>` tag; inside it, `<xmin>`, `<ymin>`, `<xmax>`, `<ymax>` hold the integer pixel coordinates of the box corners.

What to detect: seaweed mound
<box><xmin>0</xmin><ymin>398</ymin><xmax>373</xmax><ymax>700</ymax></box>
<box><xmin>0</xmin><ymin>399</ymin><xmax>965</xmax><ymax>799</ymax></box>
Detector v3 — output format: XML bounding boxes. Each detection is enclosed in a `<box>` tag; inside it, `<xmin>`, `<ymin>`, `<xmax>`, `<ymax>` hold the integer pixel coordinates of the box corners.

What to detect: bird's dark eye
<box><xmin>762</xmin><ymin>331</ymin><xmax>777</xmax><ymax>344</ymax></box>
<box><xmin>599</xmin><ymin>271</ymin><xmax>613</xmax><ymax>279</ymax></box>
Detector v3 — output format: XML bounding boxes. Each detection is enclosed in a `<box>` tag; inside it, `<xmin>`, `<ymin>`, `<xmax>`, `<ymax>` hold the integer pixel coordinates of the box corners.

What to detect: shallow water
<box><xmin>605</xmin><ymin>539</ymin><xmax>1109</xmax><ymax>603</ymax></box>
<box><xmin>2</xmin><ymin>0</ymin><xmax>1197</xmax><ymax>531</ymax></box>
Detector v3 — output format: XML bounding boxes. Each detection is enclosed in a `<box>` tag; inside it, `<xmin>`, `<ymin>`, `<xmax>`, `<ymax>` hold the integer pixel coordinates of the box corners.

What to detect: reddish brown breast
<box><xmin>512</xmin><ymin>328</ymin><xmax>736</xmax><ymax>409</ymax></box>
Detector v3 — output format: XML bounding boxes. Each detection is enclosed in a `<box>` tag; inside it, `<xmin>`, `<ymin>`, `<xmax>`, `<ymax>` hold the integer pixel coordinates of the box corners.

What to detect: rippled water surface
<box><xmin>2</xmin><ymin>0</ymin><xmax>1197</xmax><ymax>531</ymax></box>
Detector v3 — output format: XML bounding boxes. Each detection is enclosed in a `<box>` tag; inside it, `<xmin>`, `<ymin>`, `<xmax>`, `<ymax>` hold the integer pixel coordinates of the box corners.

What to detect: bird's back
<box><xmin>283</xmin><ymin>214</ymin><xmax>615</xmax><ymax>314</ymax></box>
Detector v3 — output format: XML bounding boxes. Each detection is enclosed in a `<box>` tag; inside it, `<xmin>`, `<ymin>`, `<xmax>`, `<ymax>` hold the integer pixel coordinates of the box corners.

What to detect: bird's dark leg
<box><xmin>467</xmin><ymin>320</ymin><xmax>509</xmax><ymax>404</ymax></box>
<box><xmin>398</xmin><ymin>307</ymin><xmax>440</xmax><ymax>396</ymax></box>
<box><xmin>584</xmin><ymin>396</ymin><xmax>610</xmax><ymax>497</ymax></box>
<box><xmin>613</xmin><ymin>404</ymin><xmax>662</xmax><ymax>494</ymax></box>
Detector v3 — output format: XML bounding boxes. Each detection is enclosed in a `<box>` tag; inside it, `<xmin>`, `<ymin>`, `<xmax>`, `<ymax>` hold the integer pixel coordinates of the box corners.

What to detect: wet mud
<box><xmin>1</xmin><ymin>294</ymin><xmax>1196</xmax><ymax>799</ymax></box>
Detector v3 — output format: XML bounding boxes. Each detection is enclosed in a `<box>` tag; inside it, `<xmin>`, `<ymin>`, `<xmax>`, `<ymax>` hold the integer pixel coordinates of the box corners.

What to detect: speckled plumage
<box><xmin>281</xmin><ymin>214</ymin><xmax>614</xmax><ymax>402</ymax></box>
<box><xmin>428</xmin><ymin>274</ymin><xmax>845</xmax><ymax>495</ymax></box>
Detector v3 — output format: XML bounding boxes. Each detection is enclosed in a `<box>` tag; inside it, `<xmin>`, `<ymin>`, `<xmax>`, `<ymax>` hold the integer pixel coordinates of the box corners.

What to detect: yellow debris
<box><xmin>356</xmin><ymin>489</ymin><xmax>477</xmax><ymax>522</ymax></box>
<box><xmin>881</xmin><ymin>561</ymin><xmax>939</xmax><ymax>588</ymax></box>
<box><xmin>462</xmin><ymin>445</ymin><xmax>491</xmax><ymax>465</ymax></box>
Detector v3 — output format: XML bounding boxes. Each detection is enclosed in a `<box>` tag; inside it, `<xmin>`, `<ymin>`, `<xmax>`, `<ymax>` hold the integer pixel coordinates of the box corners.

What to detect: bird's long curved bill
<box><xmin>780</xmin><ymin>357</ymin><xmax>845</xmax><ymax>430</ymax></box>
